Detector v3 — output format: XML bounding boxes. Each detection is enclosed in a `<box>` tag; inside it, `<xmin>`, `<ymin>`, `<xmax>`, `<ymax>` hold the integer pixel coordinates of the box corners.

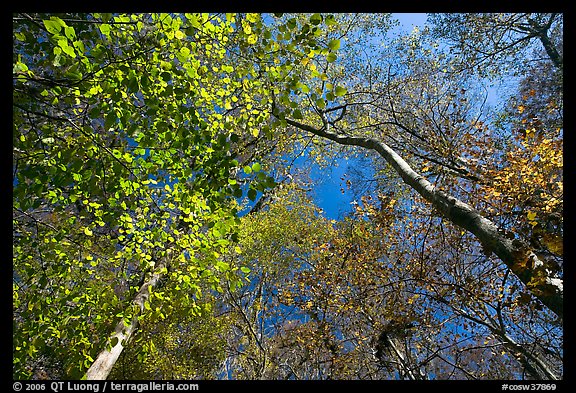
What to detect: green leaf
<box><xmin>64</xmin><ymin>26</ymin><xmax>76</xmax><ymax>40</ymax></box>
<box><xmin>110</xmin><ymin>337</ymin><xmax>119</xmax><ymax>347</ymax></box>
<box><xmin>58</xmin><ymin>39</ymin><xmax>76</xmax><ymax>58</ymax></box>
<box><xmin>14</xmin><ymin>32</ymin><xmax>26</xmax><ymax>41</ymax></box>
<box><xmin>240</xmin><ymin>267</ymin><xmax>251</xmax><ymax>274</ymax></box>
<box><xmin>43</xmin><ymin>19</ymin><xmax>62</xmax><ymax>34</ymax></box>
<box><xmin>326</xmin><ymin>53</ymin><xmax>337</xmax><ymax>63</ymax></box>
<box><xmin>335</xmin><ymin>86</ymin><xmax>348</xmax><ymax>96</ymax></box>
<box><xmin>13</xmin><ymin>61</ymin><xmax>29</xmax><ymax>73</ymax></box>
<box><xmin>179</xmin><ymin>46</ymin><xmax>190</xmax><ymax>58</ymax></box>
<box><xmin>292</xmin><ymin>109</ymin><xmax>303</xmax><ymax>119</ymax></box>
<box><xmin>252</xmin><ymin>162</ymin><xmax>262</xmax><ymax>172</ymax></box>
<box><xmin>265</xmin><ymin>176</ymin><xmax>277</xmax><ymax>188</ymax></box>
<box><xmin>328</xmin><ymin>39</ymin><xmax>341</xmax><ymax>51</ymax></box>
<box><xmin>287</xmin><ymin>18</ymin><xmax>297</xmax><ymax>30</ymax></box>
<box><xmin>105</xmin><ymin>112</ymin><xmax>116</xmax><ymax>130</ymax></box>
<box><xmin>310</xmin><ymin>13</ymin><xmax>323</xmax><ymax>25</ymax></box>
<box><xmin>216</xmin><ymin>261</ymin><xmax>230</xmax><ymax>272</ymax></box>
<box><xmin>248</xmin><ymin>188</ymin><xmax>257</xmax><ymax>201</ymax></box>
<box><xmin>296</xmin><ymin>82</ymin><xmax>310</xmax><ymax>93</ymax></box>
<box><xmin>243</xmin><ymin>165</ymin><xmax>253</xmax><ymax>175</ymax></box>
<box><xmin>325</xmin><ymin>15</ymin><xmax>337</xmax><ymax>26</ymax></box>
<box><xmin>65</xmin><ymin>68</ymin><xmax>82</xmax><ymax>80</ymax></box>
<box><xmin>99</xmin><ymin>24</ymin><xmax>111</xmax><ymax>37</ymax></box>
<box><xmin>127</xmin><ymin>76</ymin><xmax>139</xmax><ymax>93</ymax></box>
<box><xmin>84</xmin><ymin>227</ymin><xmax>93</xmax><ymax>236</ymax></box>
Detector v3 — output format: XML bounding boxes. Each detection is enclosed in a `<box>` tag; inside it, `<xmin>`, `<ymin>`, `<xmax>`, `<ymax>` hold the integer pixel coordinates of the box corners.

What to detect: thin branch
<box><xmin>13</xmin><ymin>16</ymin><xmax>137</xmax><ymax>25</ymax></box>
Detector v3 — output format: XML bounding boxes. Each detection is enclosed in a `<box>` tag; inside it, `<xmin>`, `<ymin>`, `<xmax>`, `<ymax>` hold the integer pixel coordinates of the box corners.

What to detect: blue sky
<box><xmin>394</xmin><ymin>13</ymin><xmax>428</xmax><ymax>31</ymax></box>
<box><xmin>308</xmin><ymin>156</ymin><xmax>356</xmax><ymax>220</ymax></box>
<box><xmin>308</xmin><ymin>14</ymin><xmax>429</xmax><ymax>220</ymax></box>
<box><xmin>305</xmin><ymin>13</ymin><xmax>511</xmax><ymax>220</ymax></box>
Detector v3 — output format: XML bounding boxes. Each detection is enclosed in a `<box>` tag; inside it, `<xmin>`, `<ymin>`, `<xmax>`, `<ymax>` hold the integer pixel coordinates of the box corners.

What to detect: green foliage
<box><xmin>12</xmin><ymin>12</ymin><xmax>321</xmax><ymax>379</ymax></box>
<box><xmin>110</xmin><ymin>293</ymin><xmax>230</xmax><ymax>379</ymax></box>
<box><xmin>13</xmin><ymin>12</ymin><xmax>562</xmax><ymax>381</ymax></box>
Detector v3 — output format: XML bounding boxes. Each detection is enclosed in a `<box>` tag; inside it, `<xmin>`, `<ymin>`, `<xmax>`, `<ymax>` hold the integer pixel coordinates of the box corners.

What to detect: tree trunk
<box><xmin>282</xmin><ymin>116</ymin><xmax>563</xmax><ymax>319</ymax></box>
<box><xmin>528</xmin><ymin>14</ymin><xmax>563</xmax><ymax>69</ymax></box>
<box><xmin>433</xmin><ymin>294</ymin><xmax>560</xmax><ymax>380</ymax></box>
<box><xmin>385</xmin><ymin>335</ymin><xmax>420</xmax><ymax>380</ymax></box>
<box><xmin>84</xmin><ymin>262</ymin><xmax>167</xmax><ymax>380</ymax></box>
<box><xmin>500</xmin><ymin>331</ymin><xmax>560</xmax><ymax>380</ymax></box>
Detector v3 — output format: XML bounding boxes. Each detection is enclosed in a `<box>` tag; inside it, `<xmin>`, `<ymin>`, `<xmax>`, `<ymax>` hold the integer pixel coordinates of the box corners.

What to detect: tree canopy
<box><xmin>13</xmin><ymin>12</ymin><xmax>562</xmax><ymax>381</ymax></box>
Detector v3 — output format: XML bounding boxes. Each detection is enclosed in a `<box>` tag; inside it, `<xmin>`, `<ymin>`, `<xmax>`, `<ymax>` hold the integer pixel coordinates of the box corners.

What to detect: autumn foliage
<box><xmin>13</xmin><ymin>13</ymin><xmax>562</xmax><ymax>381</ymax></box>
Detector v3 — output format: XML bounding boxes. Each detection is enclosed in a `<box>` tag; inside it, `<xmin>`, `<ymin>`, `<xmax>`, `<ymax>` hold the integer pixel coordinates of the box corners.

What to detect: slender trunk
<box><xmin>84</xmin><ymin>262</ymin><xmax>167</xmax><ymax>380</ymax></box>
<box><xmin>282</xmin><ymin>116</ymin><xmax>563</xmax><ymax>318</ymax></box>
<box><xmin>434</xmin><ymin>295</ymin><xmax>560</xmax><ymax>380</ymax></box>
<box><xmin>385</xmin><ymin>336</ymin><xmax>419</xmax><ymax>380</ymax></box>
<box><xmin>528</xmin><ymin>14</ymin><xmax>563</xmax><ymax>69</ymax></box>
<box><xmin>537</xmin><ymin>31</ymin><xmax>562</xmax><ymax>69</ymax></box>
<box><xmin>499</xmin><ymin>331</ymin><xmax>560</xmax><ymax>380</ymax></box>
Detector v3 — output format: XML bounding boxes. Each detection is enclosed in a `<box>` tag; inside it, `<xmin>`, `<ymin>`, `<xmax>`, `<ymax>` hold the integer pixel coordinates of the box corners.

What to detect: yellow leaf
<box><xmin>527</xmin><ymin>211</ymin><xmax>537</xmax><ymax>221</ymax></box>
<box><xmin>175</xmin><ymin>30</ymin><xmax>185</xmax><ymax>40</ymax></box>
<box><xmin>84</xmin><ymin>227</ymin><xmax>93</xmax><ymax>236</ymax></box>
<box><xmin>541</xmin><ymin>233</ymin><xmax>563</xmax><ymax>256</ymax></box>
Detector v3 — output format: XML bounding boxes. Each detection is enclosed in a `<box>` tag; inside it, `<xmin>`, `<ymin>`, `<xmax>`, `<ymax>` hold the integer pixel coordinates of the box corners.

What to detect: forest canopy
<box><xmin>13</xmin><ymin>13</ymin><xmax>563</xmax><ymax>380</ymax></box>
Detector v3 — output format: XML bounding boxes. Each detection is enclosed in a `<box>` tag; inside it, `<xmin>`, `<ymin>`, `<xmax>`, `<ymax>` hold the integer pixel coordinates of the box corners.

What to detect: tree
<box><xmin>353</xmin><ymin>193</ymin><xmax>562</xmax><ymax>379</ymax></box>
<box><xmin>266</xmin><ymin>13</ymin><xmax>562</xmax><ymax>319</ymax></box>
<box><xmin>13</xmin><ymin>12</ymin><xmax>317</xmax><ymax>379</ymax></box>
<box><xmin>14</xmin><ymin>12</ymin><xmax>562</xmax><ymax>380</ymax></box>
<box><xmin>217</xmin><ymin>183</ymin><xmax>338</xmax><ymax>379</ymax></box>
<box><xmin>109</xmin><ymin>290</ymin><xmax>231</xmax><ymax>379</ymax></box>
<box><xmin>274</xmin><ymin>111</ymin><xmax>562</xmax><ymax>319</ymax></box>
<box><xmin>217</xmin><ymin>180</ymin><xmax>562</xmax><ymax>379</ymax></box>
<box><xmin>428</xmin><ymin>13</ymin><xmax>563</xmax><ymax>77</ymax></box>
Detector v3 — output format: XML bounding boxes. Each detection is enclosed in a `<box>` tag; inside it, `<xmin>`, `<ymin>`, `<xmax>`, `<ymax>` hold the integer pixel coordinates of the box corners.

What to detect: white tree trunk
<box><xmin>85</xmin><ymin>263</ymin><xmax>166</xmax><ymax>380</ymax></box>
<box><xmin>283</xmin><ymin>117</ymin><xmax>563</xmax><ymax>318</ymax></box>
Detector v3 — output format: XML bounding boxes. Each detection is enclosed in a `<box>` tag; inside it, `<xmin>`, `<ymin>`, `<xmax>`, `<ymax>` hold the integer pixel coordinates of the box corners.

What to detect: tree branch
<box><xmin>277</xmin><ymin>112</ymin><xmax>563</xmax><ymax>319</ymax></box>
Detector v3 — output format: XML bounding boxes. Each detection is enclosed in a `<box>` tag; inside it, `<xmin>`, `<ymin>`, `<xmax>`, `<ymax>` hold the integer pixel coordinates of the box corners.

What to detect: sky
<box><xmin>308</xmin><ymin>156</ymin><xmax>357</xmax><ymax>220</ymax></box>
<box><xmin>304</xmin><ymin>13</ymin><xmax>512</xmax><ymax>220</ymax></box>
<box><xmin>307</xmin><ymin>14</ymin><xmax>429</xmax><ymax>221</ymax></box>
<box><xmin>394</xmin><ymin>13</ymin><xmax>428</xmax><ymax>31</ymax></box>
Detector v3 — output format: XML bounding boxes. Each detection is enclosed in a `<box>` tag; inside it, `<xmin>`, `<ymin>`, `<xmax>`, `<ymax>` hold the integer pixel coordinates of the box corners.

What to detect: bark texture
<box><xmin>84</xmin><ymin>263</ymin><xmax>167</xmax><ymax>380</ymax></box>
